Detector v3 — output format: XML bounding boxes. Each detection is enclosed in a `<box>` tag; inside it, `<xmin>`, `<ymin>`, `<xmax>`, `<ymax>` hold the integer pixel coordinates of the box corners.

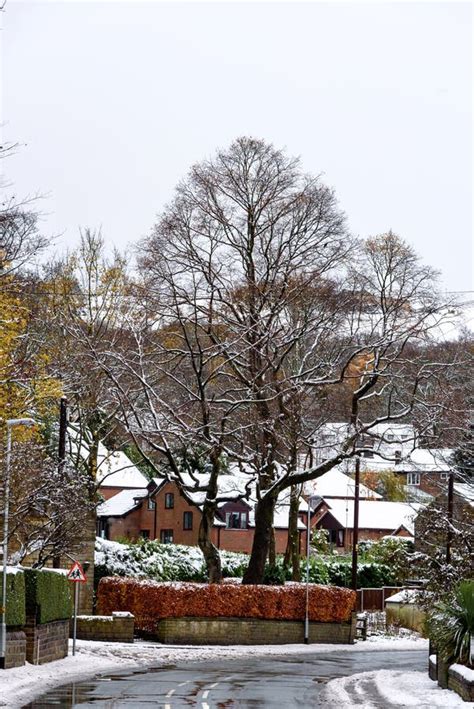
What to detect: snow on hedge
<box><xmin>95</xmin><ymin>537</ymin><xmax>248</xmax><ymax>582</ymax></box>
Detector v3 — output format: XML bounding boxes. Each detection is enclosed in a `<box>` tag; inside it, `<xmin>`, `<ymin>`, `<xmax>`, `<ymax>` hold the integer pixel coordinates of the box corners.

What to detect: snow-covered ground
<box><xmin>0</xmin><ymin>636</ymin><xmax>428</xmax><ymax>708</ymax></box>
<box><xmin>323</xmin><ymin>668</ymin><xmax>473</xmax><ymax>707</ymax></box>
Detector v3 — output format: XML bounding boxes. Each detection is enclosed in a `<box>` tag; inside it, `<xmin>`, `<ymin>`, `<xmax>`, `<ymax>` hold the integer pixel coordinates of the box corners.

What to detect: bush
<box><xmin>263</xmin><ymin>563</ymin><xmax>286</xmax><ymax>585</ymax></box>
<box><xmin>95</xmin><ymin>537</ymin><xmax>248</xmax><ymax>586</ymax></box>
<box><xmin>24</xmin><ymin>569</ymin><xmax>72</xmax><ymax>624</ymax></box>
<box><xmin>95</xmin><ymin>538</ymin><xmax>397</xmax><ymax>589</ymax></box>
<box><xmin>429</xmin><ymin>580</ymin><xmax>474</xmax><ymax>667</ymax></box>
<box><xmin>0</xmin><ymin>569</ymin><xmax>26</xmax><ymax>627</ymax></box>
<box><xmin>324</xmin><ymin>559</ymin><xmax>395</xmax><ymax>588</ymax></box>
<box><xmin>97</xmin><ymin>577</ymin><xmax>356</xmax><ymax>634</ymax></box>
<box><xmin>364</xmin><ymin>537</ymin><xmax>413</xmax><ymax>583</ymax></box>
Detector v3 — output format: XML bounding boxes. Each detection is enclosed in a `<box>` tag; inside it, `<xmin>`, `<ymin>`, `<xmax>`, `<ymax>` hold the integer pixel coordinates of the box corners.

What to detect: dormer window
<box><xmin>225</xmin><ymin>511</ymin><xmax>248</xmax><ymax>529</ymax></box>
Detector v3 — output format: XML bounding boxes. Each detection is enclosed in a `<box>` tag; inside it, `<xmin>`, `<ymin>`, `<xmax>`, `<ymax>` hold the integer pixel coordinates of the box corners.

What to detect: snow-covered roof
<box><xmin>385</xmin><ymin>589</ymin><xmax>419</xmax><ymax>605</ymax></box>
<box><xmin>304</xmin><ymin>468</ymin><xmax>382</xmax><ymax>500</ymax></box>
<box><xmin>321</xmin><ymin>499</ymin><xmax>421</xmax><ymax>534</ymax></box>
<box><xmin>408</xmin><ymin>448</ymin><xmax>453</xmax><ymax>473</ymax></box>
<box><xmin>318</xmin><ymin>422</ymin><xmax>415</xmax><ymax>442</ymax></box>
<box><xmin>95</xmin><ymin>444</ymin><xmax>150</xmax><ymax>488</ymax></box>
<box><xmin>97</xmin><ymin>489</ymin><xmax>148</xmax><ymax>517</ymax></box>
<box><xmin>67</xmin><ymin>427</ymin><xmax>150</xmax><ymax>489</ymax></box>
<box><xmin>453</xmin><ymin>482</ymin><xmax>474</xmax><ymax>507</ymax></box>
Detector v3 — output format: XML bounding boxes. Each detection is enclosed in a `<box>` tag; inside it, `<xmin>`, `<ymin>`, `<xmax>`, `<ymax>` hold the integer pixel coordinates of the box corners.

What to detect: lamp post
<box><xmin>1</xmin><ymin>417</ymin><xmax>36</xmax><ymax>669</ymax></box>
<box><xmin>304</xmin><ymin>495</ymin><xmax>318</xmax><ymax>644</ymax></box>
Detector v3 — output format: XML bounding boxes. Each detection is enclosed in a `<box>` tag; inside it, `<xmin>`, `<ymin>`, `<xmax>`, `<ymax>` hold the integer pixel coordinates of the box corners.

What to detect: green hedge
<box><xmin>24</xmin><ymin>569</ymin><xmax>72</xmax><ymax>624</ymax></box>
<box><xmin>0</xmin><ymin>569</ymin><xmax>26</xmax><ymax>627</ymax></box>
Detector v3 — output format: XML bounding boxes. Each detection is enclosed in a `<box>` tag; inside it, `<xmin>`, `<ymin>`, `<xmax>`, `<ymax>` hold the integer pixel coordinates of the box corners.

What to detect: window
<box><xmin>386</xmin><ymin>434</ymin><xmax>394</xmax><ymax>442</ymax></box>
<box><xmin>361</xmin><ymin>450</ymin><xmax>374</xmax><ymax>458</ymax></box>
<box><xmin>147</xmin><ymin>497</ymin><xmax>156</xmax><ymax>510</ymax></box>
<box><xmin>225</xmin><ymin>511</ymin><xmax>247</xmax><ymax>529</ymax></box>
<box><xmin>407</xmin><ymin>472</ymin><xmax>420</xmax><ymax>486</ymax></box>
<box><xmin>165</xmin><ymin>492</ymin><xmax>174</xmax><ymax>509</ymax></box>
<box><xmin>183</xmin><ymin>511</ymin><xmax>193</xmax><ymax>530</ymax></box>
<box><xmin>440</xmin><ymin>472</ymin><xmax>449</xmax><ymax>480</ymax></box>
<box><xmin>140</xmin><ymin>529</ymin><xmax>150</xmax><ymax>540</ymax></box>
<box><xmin>160</xmin><ymin>529</ymin><xmax>174</xmax><ymax>544</ymax></box>
<box><xmin>394</xmin><ymin>450</ymin><xmax>402</xmax><ymax>463</ymax></box>
<box><xmin>328</xmin><ymin>529</ymin><xmax>344</xmax><ymax>547</ymax></box>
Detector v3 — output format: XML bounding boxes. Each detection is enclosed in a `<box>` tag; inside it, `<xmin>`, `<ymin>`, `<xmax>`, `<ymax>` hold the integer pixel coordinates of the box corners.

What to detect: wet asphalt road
<box><xmin>25</xmin><ymin>649</ymin><xmax>427</xmax><ymax>708</ymax></box>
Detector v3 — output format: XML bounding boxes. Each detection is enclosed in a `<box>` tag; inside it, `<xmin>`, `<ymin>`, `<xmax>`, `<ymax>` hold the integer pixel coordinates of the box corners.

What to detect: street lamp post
<box><xmin>0</xmin><ymin>418</ymin><xmax>36</xmax><ymax>669</ymax></box>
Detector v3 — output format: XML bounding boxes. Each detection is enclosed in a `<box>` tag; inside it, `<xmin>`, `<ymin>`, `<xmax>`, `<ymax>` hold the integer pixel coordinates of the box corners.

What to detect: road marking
<box><xmin>202</xmin><ymin>704</ymin><xmax>210</xmax><ymax>709</ymax></box>
<box><xmin>166</xmin><ymin>688</ymin><xmax>176</xmax><ymax>698</ymax></box>
<box><xmin>164</xmin><ymin>705</ymin><xmax>171</xmax><ymax>709</ymax></box>
<box><xmin>178</xmin><ymin>681</ymin><xmax>189</xmax><ymax>687</ymax></box>
<box><xmin>208</xmin><ymin>682</ymin><xmax>219</xmax><ymax>689</ymax></box>
<box><xmin>202</xmin><ymin>690</ymin><xmax>209</xmax><ymax>699</ymax></box>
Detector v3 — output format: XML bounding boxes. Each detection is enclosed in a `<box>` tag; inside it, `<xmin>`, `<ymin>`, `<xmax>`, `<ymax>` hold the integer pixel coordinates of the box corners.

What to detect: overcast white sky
<box><xmin>1</xmin><ymin>1</ymin><xmax>472</xmax><ymax>291</ymax></box>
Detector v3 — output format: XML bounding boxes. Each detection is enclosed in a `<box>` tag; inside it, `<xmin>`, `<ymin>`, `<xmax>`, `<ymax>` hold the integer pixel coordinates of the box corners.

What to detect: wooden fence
<box><xmin>356</xmin><ymin>586</ymin><xmax>404</xmax><ymax>612</ymax></box>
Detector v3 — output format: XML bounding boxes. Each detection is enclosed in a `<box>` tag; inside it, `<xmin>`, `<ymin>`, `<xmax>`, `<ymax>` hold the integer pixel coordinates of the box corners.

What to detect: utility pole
<box><xmin>351</xmin><ymin>455</ymin><xmax>360</xmax><ymax>591</ymax></box>
<box><xmin>446</xmin><ymin>471</ymin><xmax>454</xmax><ymax>564</ymax></box>
<box><xmin>58</xmin><ymin>397</ymin><xmax>68</xmax><ymax>472</ymax></box>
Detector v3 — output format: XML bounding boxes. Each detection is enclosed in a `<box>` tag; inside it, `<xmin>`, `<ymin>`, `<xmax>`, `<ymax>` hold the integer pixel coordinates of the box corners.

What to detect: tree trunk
<box><xmin>198</xmin><ymin>500</ymin><xmax>222</xmax><ymax>583</ymax></box>
<box><xmin>284</xmin><ymin>485</ymin><xmax>301</xmax><ymax>581</ymax></box>
<box><xmin>242</xmin><ymin>493</ymin><xmax>277</xmax><ymax>584</ymax></box>
<box><xmin>268</xmin><ymin>528</ymin><xmax>276</xmax><ymax>566</ymax></box>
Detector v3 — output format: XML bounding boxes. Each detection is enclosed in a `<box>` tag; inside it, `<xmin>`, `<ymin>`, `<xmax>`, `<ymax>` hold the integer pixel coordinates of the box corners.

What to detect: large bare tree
<box><xmin>98</xmin><ymin>138</ymin><xmax>452</xmax><ymax>584</ymax></box>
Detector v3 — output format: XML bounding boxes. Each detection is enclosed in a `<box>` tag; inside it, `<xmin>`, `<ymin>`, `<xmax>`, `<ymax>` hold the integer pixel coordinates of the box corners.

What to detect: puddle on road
<box><xmin>23</xmin><ymin>666</ymin><xmax>177</xmax><ymax>708</ymax></box>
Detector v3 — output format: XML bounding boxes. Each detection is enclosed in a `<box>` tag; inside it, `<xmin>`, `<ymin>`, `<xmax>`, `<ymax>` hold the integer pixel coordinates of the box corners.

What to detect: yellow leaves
<box><xmin>344</xmin><ymin>351</ymin><xmax>375</xmax><ymax>392</ymax></box>
<box><xmin>0</xmin><ymin>278</ymin><xmax>63</xmax><ymax>426</ymax></box>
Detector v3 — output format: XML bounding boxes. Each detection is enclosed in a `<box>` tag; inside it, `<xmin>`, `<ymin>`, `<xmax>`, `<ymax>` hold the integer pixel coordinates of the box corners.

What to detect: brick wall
<box><xmin>5</xmin><ymin>630</ymin><xmax>26</xmax><ymax>669</ymax></box>
<box><xmin>154</xmin><ymin>614</ymin><xmax>357</xmax><ymax>645</ymax></box>
<box><xmin>72</xmin><ymin>612</ymin><xmax>134</xmax><ymax>643</ymax></box>
<box><xmin>24</xmin><ymin>618</ymin><xmax>69</xmax><ymax>665</ymax></box>
<box><xmin>216</xmin><ymin>528</ymin><xmax>295</xmax><ymax>555</ymax></box>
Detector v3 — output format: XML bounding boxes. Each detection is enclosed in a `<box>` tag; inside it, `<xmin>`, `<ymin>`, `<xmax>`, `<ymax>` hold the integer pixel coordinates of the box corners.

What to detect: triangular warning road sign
<box><xmin>67</xmin><ymin>561</ymin><xmax>87</xmax><ymax>582</ymax></box>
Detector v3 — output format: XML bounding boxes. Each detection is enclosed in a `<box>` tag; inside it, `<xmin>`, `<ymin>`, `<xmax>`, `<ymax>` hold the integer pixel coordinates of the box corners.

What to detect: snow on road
<box><xmin>324</xmin><ymin>668</ymin><xmax>473</xmax><ymax>708</ymax></box>
<box><xmin>0</xmin><ymin>636</ymin><xmax>430</xmax><ymax>708</ymax></box>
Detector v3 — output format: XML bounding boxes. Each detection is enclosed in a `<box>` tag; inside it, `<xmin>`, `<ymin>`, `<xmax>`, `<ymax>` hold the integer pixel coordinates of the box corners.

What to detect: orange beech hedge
<box><xmin>97</xmin><ymin>578</ymin><xmax>356</xmax><ymax>633</ymax></box>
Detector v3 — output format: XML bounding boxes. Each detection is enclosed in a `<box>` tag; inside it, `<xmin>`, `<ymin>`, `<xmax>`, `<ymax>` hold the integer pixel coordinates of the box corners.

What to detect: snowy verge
<box><xmin>0</xmin><ymin>636</ymin><xmax>427</xmax><ymax>708</ymax></box>
<box><xmin>323</xmin><ymin>668</ymin><xmax>473</xmax><ymax>707</ymax></box>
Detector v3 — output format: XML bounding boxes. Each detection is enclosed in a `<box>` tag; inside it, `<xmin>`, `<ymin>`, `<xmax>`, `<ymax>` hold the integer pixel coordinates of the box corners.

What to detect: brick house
<box><xmin>97</xmin><ymin>477</ymin><xmax>307</xmax><ymax>555</ymax></box>
<box><xmin>312</xmin><ymin>422</ymin><xmax>455</xmax><ymax>501</ymax></box>
<box><xmin>299</xmin><ymin>467</ymin><xmax>417</xmax><ymax>552</ymax></box>
<box><xmin>314</xmin><ymin>499</ymin><xmax>420</xmax><ymax>552</ymax></box>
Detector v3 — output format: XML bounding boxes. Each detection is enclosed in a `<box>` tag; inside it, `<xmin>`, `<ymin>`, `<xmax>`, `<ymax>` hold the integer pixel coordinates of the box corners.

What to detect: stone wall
<box><xmin>448</xmin><ymin>665</ymin><xmax>474</xmax><ymax>702</ymax></box>
<box><xmin>5</xmin><ymin>630</ymin><xmax>26</xmax><ymax>669</ymax></box>
<box><xmin>24</xmin><ymin>618</ymin><xmax>69</xmax><ymax>665</ymax></box>
<box><xmin>72</xmin><ymin>612</ymin><xmax>134</xmax><ymax>643</ymax></box>
<box><xmin>154</xmin><ymin>614</ymin><xmax>357</xmax><ymax>645</ymax></box>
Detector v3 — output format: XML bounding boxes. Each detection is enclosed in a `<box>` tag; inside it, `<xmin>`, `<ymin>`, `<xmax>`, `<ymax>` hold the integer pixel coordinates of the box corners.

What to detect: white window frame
<box><xmin>407</xmin><ymin>472</ymin><xmax>421</xmax><ymax>486</ymax></box>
